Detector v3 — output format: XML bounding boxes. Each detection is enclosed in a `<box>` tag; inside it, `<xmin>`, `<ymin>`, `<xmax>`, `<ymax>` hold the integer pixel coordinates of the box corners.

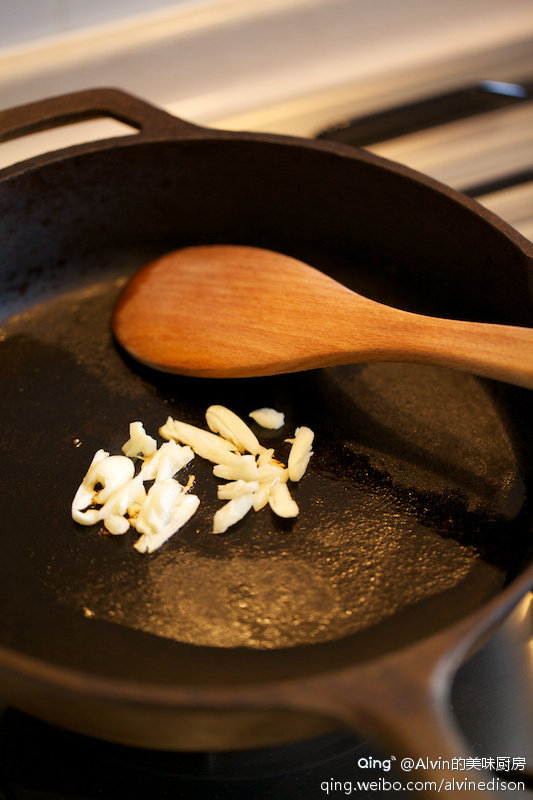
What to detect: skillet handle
<box><xmin>0</xmin><ymin>87</ymin><xmax>204</xmax><ymax>144</ymax></box>
<box><xmin>284</xmin><ymin>612</ymin><xmax>522</xmax><ymax>799</ymax></box>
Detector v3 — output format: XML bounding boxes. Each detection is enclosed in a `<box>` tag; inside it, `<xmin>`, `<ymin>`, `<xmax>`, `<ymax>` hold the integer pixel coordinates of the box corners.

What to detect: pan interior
<box><xmin>0</xmin><ymin>255</ymin><xmax>526</xmax><ymax>675</ymax></box>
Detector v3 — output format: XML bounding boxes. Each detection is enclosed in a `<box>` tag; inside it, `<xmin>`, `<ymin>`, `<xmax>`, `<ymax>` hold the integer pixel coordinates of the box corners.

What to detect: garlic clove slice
<box><xmin>268</xmin><ymin>481</ymin><xmax>299</xmax><ymax>518</ymax></box>
<box><xmin>100</xmin><ymin>475</ymin><xmax>147</xmax><ymax>532</ymax></box>
<box><xmin>252</xmin><ymin>482</ymin><xmax>272</xmax><ymax>512</ymax></box>
<box><xmin>287</xmin><ymin>426</ymin><xmax>314</xmax><ymax>482</ymax></box>
<box><xmin>72</xmin><ymin>506</ymin><xmax>102</xmax><ymax>526</ymax></box>
<box><xmin>92</xmin><ymin>456</ymin><xmax>136</xmax><ymax>505</ymax></box>
<box><xmin>213</xmin><ymin>454</ymin><xmax>259</xmax><ymax>482</ymax></box>
<box><xmin>249</xmin><ymin>407</ymin><xmax>285</xmax><ymax>429</ymax></box>
<box><xmin>122</xmin><ymin>421</ymin><xmax>157</xmax><ymax>458</ymax></box>
<box><xmin>103</xmin><ymin>515</ymin><xmax>131</xmax><ymax>535</ymax></box>
<box><xmin>71</xmin><ymin>449</ymin><xmax>133</xmax><ymax>516</ymax></box>
<box><xmin>217</xmin><ymin>480</ymin><xmax>259</xmax><ymax>500</ymax></box>
<box><xmin>256</xmin><ymin>463</ymin><xmax>289</xmax><ymax>484</ymax></box>
<box><xmin>71</xmin><ymin>449</ymin><xmax>109</xmax><ymax>515</ymax></box>
<box><xmin>139</xmin><ymin>439</ymin><xmax>194</xmax><ymax>482</ymax></box>
<box><xmin>212</xmin><ymin>494</ymin><xmax>254</xmax><ymax>534</ymax></box>
<box><xmin>73</xmin><ymin>475</ymin><xmax>146</xmax><ymax>532</ymax></box>
<box><xmin>134</xmin><ymin>488</ymin><xmax>200</xmax><ymax>553</ymax></box>
<box><xmin>160</xmin><ymin>416</ymin><xmax>238</xmax><ymax>463</ymax></box>
<box><xmin>133</xmin><ymin>478</ymin><xmax>184</xmax><ymax>536</ymax></box>
<box><xmin>206</xmin><ymin>405</ymin><xmax>261</xmax><ymax>455</ymax></box>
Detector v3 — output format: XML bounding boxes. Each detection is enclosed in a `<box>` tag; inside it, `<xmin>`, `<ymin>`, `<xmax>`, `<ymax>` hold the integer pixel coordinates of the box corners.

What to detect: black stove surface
<box><xmin>0</xmin><ymin>709</ymin><xmax>381</xmax><ymax>800</ymax></box>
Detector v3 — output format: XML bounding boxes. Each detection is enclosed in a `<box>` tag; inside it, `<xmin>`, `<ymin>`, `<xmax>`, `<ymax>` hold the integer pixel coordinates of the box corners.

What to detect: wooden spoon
<box><xmin>113</xmin><ymin>244</ymin><xmax>533</xmax><ymax>387</ymax></box>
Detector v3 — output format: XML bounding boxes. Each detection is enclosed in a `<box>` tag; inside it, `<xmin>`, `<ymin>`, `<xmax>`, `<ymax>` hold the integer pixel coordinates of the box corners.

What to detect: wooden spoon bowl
<box><xmin>113</xmin><ymin>244</ymin><xmax>533</xmax><ymax>387</ymax></box>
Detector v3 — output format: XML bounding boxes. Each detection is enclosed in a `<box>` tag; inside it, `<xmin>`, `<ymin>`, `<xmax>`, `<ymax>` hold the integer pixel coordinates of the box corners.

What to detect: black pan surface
<box><xmin>1</xmin><ymin>130</ymin><xmax>533</xmax><ymax>700</ymax></box>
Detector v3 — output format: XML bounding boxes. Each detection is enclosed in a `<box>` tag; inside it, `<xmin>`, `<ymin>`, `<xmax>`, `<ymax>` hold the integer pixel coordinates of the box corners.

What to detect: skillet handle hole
<box><xmin>0</xmin><ymin>117</ymin><xmax>137</xmax><ymax>171</ymax></box>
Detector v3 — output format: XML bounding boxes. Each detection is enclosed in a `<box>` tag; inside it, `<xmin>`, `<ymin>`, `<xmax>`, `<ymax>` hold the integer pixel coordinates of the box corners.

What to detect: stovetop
<box><xmin>314</xmin><ymin>77</ymin><xmax>533</xmax><ymax>244</ymax></box>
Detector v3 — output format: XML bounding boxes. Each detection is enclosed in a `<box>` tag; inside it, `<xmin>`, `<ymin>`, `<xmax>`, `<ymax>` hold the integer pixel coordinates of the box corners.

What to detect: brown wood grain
<box><xmin>113</xmin><ymin>244</ymin><xmax>533</xmax><ymax>387</ymax></box>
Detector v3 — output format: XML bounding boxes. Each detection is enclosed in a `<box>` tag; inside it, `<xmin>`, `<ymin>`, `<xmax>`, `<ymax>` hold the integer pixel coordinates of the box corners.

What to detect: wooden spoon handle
<box><xmin>388</xmin><ymin>309</ymin><xmax>533</xmax><ymax>389</ymax></box>
<box><xmin>336</xmin><ymin>297</ymin><xmax>533</xmax><ymax>390</ymax></box>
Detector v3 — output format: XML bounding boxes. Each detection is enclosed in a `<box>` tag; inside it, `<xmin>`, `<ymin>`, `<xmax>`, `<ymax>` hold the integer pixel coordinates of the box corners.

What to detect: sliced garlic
<box><xmin>217</xmin><ymin>480</ymin><xmax>259</xmax><ymax>500</ymax></box>
<box><xmin>71</xmin><ymin>450</ymin><xmax>133</xmax><ymax>517</ymax></box>
<box><xmin>100</xmin><ymin>476</ymin><xmax>147</xmax><ymax>531</ymax></box>
<box><xmin>133</xmin><ymin>478</ymin><xmax>182</xmax><ymax>535</ymax></box>
<box><xmin>206</xmin><ymin>405</ymin><xmax>261</xmax><ymax>455</ymax></box>
<box><xmin>256</xmin><ymin>463</ymin><xmax>289</xmax><ymax>484</ymax></box>
<box><xmin>287</xmin><ymin>426</ymin><xmax>314</xmax><ymax>482</ymax></box>
<box><xmin>71</xmin><ymin>506</ymin><xmax>102</xmax><ymax>526</ymax></box>
<box><xmin>252</xmin><ymin>483</ymin><xmax>272</xmax><ymax>512</ymax></box>
<box><xmin>139</xmin><ymin>439</ymin><xmax>194</xmax><ymax>482</ymax></box>
<box><xmin>102</xmin><ymin>516</ymin><xmax>131</xmax><ymax>535</ymax></box>
<box><xmin>257</xmin><ymin>448</ymin><xmax>276</xmax><ymax>466</ymax></box>
<box><xmin>213</xmin><ymin>494</ymin><xmax>254</xmax><ymax>534</ymax></box>
<box><xmin>249</xmin><ymin>407</ymin><xmax>285</xmax><ymax>429</ymax></box>
<box><xmin>122</xmin><ymin>421</ymin><xmax>157</xmax><ymax>459</ymax></box>
<box><xmin>133</xmin><ymin>483</ymin><xmax>200</xmax><ymax>553</ymax></box>
<box><xmin>213</xmin><ymin>454</ymin><xmax>259</xmax><ymax>482</ymax></box>
<box><xmin>93</xmin><ymin>456</ymin><xmax>136</xmax><ymax>504</ymax></box>
<box><xmin>73</xmin><ymin>474</ymin><xmax>146</xmax><ymax>532</ymax></box>
<box><xmin>251</xmin><ymin>469</ymin><xmax>283</xmax><ymax>511</ymax></box>
<box><xmin>268</xmin><ymin>481</ymin><xmax>299</xmax><ymax>518</ymax></box>
<box><xmin>160</xmin><ymin>416</ymin><xmax>238</xmax><ymax>463</ymax></box>
<box><xmin>71</xmin><ymin>449</ymin><xmax>109</xmax><ymax>513</ymax></box>
<box><xmin>73</xmin><ymin>404</ymin><xmax>311</xmax><ymax>550</ymax></box>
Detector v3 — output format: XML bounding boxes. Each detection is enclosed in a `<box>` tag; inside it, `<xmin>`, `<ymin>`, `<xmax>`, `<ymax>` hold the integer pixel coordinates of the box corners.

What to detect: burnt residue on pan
<box><xmin>0</xmin><ymin>271</ymin><xmax>526</xmax><ymax>660</ymax></box>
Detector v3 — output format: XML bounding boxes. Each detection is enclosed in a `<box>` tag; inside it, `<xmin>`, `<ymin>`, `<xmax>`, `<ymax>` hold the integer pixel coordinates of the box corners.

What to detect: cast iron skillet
<box><xmin>1</xmin><ymin>89</ymin><xmax>533</xmax><ymax>797</ymax></box>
